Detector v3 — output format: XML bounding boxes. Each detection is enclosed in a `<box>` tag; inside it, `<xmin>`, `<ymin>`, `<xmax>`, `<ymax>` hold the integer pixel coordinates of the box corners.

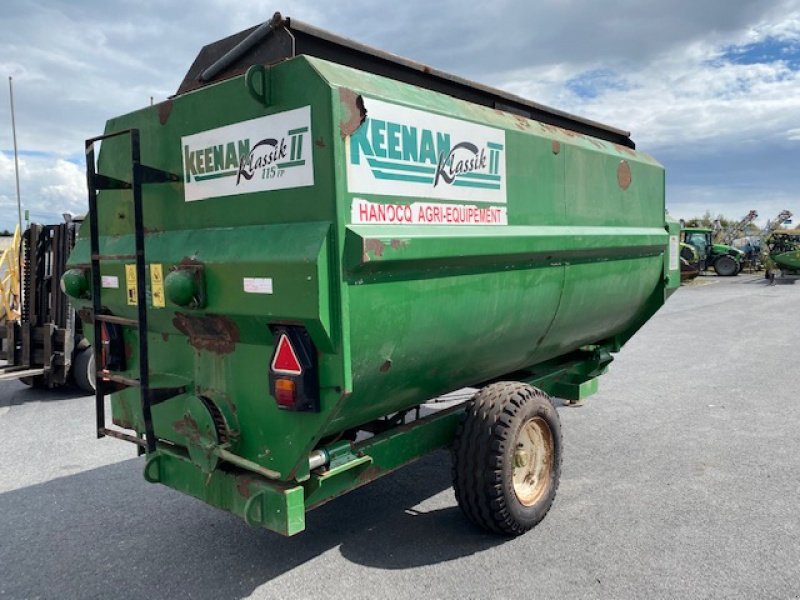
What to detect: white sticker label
<box><xmin>669</xmin><ymin>235</ymin><xmax>679</xmax><ymax>271</ymax></box>
<box><xmin>346</xmin><ymin>98</ymin><xmax>506</xmax><ymax>204</ymax></box>
<box><xmin>101</xmin><ymin>275</ymin><xmax>119</xmax><ymax>289</ymax></box>
<box><xmin>243</xmin><ymin>277</ymin><xmax>273</xmax><ymax>294</ymax></box>
<box><xmin>352</xmin><ymin>198</ymin><xmax>507</xmax><ymax>226</ymax></box>
<box><xmin>181</xmin><ymin>106</ymin><xmax>314</xmax><ymax>202</ymax></box>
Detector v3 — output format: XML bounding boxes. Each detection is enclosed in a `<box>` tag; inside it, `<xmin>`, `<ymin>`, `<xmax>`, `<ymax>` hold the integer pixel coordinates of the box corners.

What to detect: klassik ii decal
<box><xmin>346</xmin><ymin>99</ymin><xmax>506</xmax><ymax>204</ymax></box>
<box><xmin>181</xmin><ymin>106</ymin><xmax>313</xmax><ymax>202</ymax></box>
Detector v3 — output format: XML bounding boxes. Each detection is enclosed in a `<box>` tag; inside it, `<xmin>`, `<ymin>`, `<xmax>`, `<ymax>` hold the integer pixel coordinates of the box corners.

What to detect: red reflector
<box><xmin>271</xmin><ymin>333</ymin><xmax>302</xmax><ymax>375</ymax></box>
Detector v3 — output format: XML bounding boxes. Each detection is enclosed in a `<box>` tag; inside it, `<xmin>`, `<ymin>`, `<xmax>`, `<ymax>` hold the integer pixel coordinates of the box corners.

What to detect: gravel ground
<box><xmin>1</xmin><ymin>273</ymin><xmax>798</xmax><ymax>600</ymax></box>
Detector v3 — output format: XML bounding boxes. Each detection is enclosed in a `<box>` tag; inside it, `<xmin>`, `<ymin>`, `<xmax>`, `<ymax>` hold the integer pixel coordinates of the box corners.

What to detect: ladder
<box><xmin>85</xmin><ymin>129</ymin><xmax>180</xmax><ymax>454</ymax></box>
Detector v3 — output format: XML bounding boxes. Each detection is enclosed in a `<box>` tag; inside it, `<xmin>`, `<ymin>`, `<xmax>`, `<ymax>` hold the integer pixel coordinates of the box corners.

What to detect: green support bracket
<box><xmin>143</xmin><ymin>448</ymin><xmax>306</xmax><ymax>536</ymax></box>
<box><xmin>551</xmin><ymin>377</ymin><xmax>599</xmax><ymax>402</ymax></box>
<box><xmin>304</xmin><ymin>405</ymin><xmax>462</xmax><ymax>509</ymax></box>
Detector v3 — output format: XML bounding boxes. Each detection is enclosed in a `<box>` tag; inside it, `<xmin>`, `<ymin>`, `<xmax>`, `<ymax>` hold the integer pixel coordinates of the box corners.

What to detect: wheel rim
<box><xmin>512</xmin><ymin>417</ymin><xmax>554</xmax><ymax>506</ymax></box>
<box><xmin>88</xmin><ymin>352</ymin><xmax>96</xmax><ymax>389</ymax></box>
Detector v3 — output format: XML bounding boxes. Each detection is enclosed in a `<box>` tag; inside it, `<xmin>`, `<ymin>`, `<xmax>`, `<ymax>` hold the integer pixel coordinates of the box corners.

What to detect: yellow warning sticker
<box><xmin>125</xmin><ymin>264</ymin><xmax>138</xmax><ymax>306</ymax></box>
<box><xmin>150</xmin><ymin>263</ymin><xmax>165</xmax><ymax>308</ymax></box>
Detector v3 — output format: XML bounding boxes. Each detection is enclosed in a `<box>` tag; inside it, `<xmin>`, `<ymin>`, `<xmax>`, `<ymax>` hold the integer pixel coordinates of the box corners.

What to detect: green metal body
<box><xmin>67</xmin><ymin>54</ymin><xmax>678</xmax><ymax>535</ymax></box>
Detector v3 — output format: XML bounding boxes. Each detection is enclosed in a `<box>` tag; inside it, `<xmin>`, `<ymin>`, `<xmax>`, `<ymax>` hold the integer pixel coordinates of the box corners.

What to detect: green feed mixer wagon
<box><xmin>62</xmin><ymin>13</ymin><xmax>679</xmax><ymax>536</ymax></box>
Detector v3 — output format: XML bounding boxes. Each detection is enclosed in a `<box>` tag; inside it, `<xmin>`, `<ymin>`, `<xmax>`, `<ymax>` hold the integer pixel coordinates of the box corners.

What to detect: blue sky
<box><xmin>1</xmin><ymin>0</ymin><xmax>799</xmax><ymax>230</ymax></box>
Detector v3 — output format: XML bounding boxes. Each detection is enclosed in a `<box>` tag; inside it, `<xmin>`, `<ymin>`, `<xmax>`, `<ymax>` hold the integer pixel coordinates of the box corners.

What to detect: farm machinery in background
<box><xmin>0</xmin><ymin>217</ymin><xmax>95</xmax><ymax>392</ymax></box>
<box><xmin>762</xmin><ymin>210</ymin><xmax>798</xmax><ymax>280</ymax></box>
<box><xmin>680</xmin><ymin>225</ymin><xmax>745</xmax><ymax>277</ymax></box>
<box><xmin>715</xmin><ymin>210</ymin><xmax>759</xmax><ymax>246</ymax></box>
<box><xmin>679</xmin><ymin>210</ymin><xmax>758</xmax><ymax>280</ymax></box>
<box><xmin>0</xmin><ymin>226</ymin><xmax>21</xmax><ymax>322</ymax></box>
<box><xmin>678</xmin><ymin>242</ymin><xmax>701</xmax><ymax>281</ymax></box>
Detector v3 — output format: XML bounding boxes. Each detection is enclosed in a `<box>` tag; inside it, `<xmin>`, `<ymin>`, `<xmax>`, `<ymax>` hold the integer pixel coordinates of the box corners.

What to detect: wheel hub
<box><xmin>512</xmin><ymin>417</ymin><xmax>554</xmax><ymax>506</ymax></box>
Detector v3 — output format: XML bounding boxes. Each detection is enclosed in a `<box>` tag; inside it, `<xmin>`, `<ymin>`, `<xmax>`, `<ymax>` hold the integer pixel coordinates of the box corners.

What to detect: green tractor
<box><xmin>681</xmin><ymin>227</ymin><xmax>744</xmax><ymax>277</ymax></box>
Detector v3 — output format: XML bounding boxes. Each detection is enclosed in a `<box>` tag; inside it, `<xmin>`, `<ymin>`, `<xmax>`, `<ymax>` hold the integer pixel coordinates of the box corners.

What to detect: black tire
<box><xmin>452</xmin><ymin>382</ymin><xmax>562</xmax><ymax>535</ymax></box>
<box><xmin>72</xmin><ymin>347</ymin><xmax>95</xmax><ymax>394</ymax></box>
<box><xmin>713</xmin><ymin>255</ymin><xmax>738</xmax><ymax>277</ymax></box>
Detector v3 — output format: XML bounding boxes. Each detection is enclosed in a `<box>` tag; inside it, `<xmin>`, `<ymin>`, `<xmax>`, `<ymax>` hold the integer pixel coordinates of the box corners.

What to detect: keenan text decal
<box><xmin>182</xmin><ymin>106</ymin><xmax>313</xmax><ymax>202</ymax></box>
<box><xmin>346</xmin><ymin>99</ymin><xmax>506</xmax><ymax>204</ymax></box>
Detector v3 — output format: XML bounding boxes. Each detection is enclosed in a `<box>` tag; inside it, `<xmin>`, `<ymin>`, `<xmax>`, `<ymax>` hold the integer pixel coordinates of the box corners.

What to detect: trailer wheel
<box><xmin>452</xmin><ymin>382</ymin><xmax>562</xmax><ymax>535</ymax></box>
<box><xmin>72</xmin><ymin>347</ymin><xmax>96</xmax><ymax>394</ymax></box>
<box><xmin>714</xmin><ymin>255</ymin><xmax>738</xmax><ymax>276</ymax></box>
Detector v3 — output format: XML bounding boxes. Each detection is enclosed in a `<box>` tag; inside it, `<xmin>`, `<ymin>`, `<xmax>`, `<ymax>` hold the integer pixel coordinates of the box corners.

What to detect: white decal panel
<box><xmin>182</xmin><ymin>106</ymin><xmax>314</xmax><ymax>202</ymax></box>
<box><xmin>243</xmin><ymin>277</ymin><xmax>273</xmax><ymax>295</ymax></box>
<box><xmin>101</xmin><ymin>275</ymin><xmax>119</xmax><ymax>289</ymax></box>
<box><xmin>669</xmin><ymin>235</ymin><xmax>679</xmax><ymax>271</ymax></box>
<box><xmin>346</xmin><ymin>98</ymin><xmax>506</xmax><ymax>204</ymax></box>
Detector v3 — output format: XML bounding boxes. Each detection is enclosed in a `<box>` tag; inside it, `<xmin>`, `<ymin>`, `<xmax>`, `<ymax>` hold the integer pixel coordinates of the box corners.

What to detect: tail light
<box><xmin>268</xmin><ymin>325</ymin><xmax>319</xmax><ymax>412</ymax></box>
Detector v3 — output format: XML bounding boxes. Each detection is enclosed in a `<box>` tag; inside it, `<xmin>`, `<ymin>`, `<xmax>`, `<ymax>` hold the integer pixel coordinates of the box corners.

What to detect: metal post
<box><xmin>85</xmin><ymin>141</ymin><xmax>105</xmax><ymax>438</ymax></box>
<box><xmin>130</xmin><ymin>130</ymin><xmax>156</xmax><ymax>454</ymax></box>
<box><xmin>8</xmin><ymin>77</ymin><xmax>23</xmax><ymax>237</ymax></box>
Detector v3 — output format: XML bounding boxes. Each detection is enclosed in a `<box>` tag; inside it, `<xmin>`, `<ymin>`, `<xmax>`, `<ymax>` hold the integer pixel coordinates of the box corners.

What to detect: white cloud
<box><xmin>0</xmin><ymin>152</ymin><xmax>86</xmax><ymax>227</ymax></box>
<box><xmin>498</xmin><ymin>22</ymin><xmax>800</xmax><ymax>153</ymax></box>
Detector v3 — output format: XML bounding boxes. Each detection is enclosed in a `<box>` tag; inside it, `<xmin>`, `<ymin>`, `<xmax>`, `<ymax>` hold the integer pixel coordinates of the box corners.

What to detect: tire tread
<box><xmin>452</xmin><ymin>382</ymin><xmax>562</xmax><ymax>535</ymax></box>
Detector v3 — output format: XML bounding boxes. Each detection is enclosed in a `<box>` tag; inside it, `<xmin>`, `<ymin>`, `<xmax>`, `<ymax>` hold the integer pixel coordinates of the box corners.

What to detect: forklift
<box><xmin>0</xmin><ymin>217</ymin><xmax>94</xmax><ymax>392</ymax></box>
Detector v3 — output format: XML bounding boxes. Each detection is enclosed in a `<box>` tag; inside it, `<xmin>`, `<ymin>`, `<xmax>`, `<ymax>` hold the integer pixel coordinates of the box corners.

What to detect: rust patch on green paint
<box><xmin>617</xmin><ymin>160</ymin><xmax>632</xmax><ymax>191</ymax></box>
<box><xmin>552</xmin><ymin>140</ymin><xmax>561</xmax><ymax>155</ymax></box>
<box><xmin>172</xmin><ymin>313</ymin><xmax>240</xmax><ymax>354</ymax></box>
<box><xmin>356</xmin><ymin>465</ymin><xmax>383</xmax><ymax>485</ymax></box>
<box><xmin>339</xmin><ymin>88</ymin><xmax>367</xmax><ymax>139</ymax></box>
<box><xmin>173</xmin><ymin>413</ymin><xmax>201</xmax><ymax>442</ymax></box>
<box><xmin>363</xmin><ymin>238</ymin><xmax>385</xmax><ymax>262</ymax></box>
<box><xmin>390</xmin><ymin>239</ymin><xmax>407</xmax><ymax>250</ymax></box>
<box><xmin>158</xmin><ymin>99</ymin><xmax>173</xmax><ymax>125</ymax></box>
<box><xmin>236</xmin><ymin>475</ymin><xmax>255</xmax><ymax>499</ymax></box>
<box><xmin>514</xmin><ymin>115</ymin><xmax>531</xmax><ymax>130</ymax></box>
<box><xmin>614</xmin><ymin>143</ymin><xmax>637</xmax><ymax>157</ymax></box>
